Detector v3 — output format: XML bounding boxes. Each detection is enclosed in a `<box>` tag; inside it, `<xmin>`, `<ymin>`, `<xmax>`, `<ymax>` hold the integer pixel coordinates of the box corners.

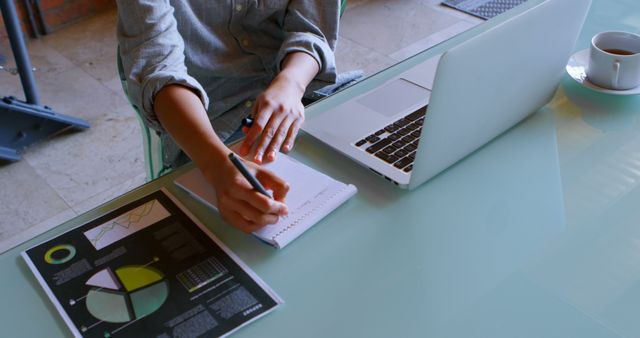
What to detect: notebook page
<box><xmin>249</xmin><ymin>155</ymin><xmax>356</xmax><ymax>248</ymax></box>
<box><xmin>174</xmin><ymin>152</ymin><xmax>357</xmax><ymax>248</ymax></box>
<box><xmin>262</xmin><ymin>154</ymin><xmax>337</xmax><ymax>217</ymax></box>
<box><xmin>255</xmin><ymin>180</ymin><xmax>357</xmax><ymax>248</ymax></box>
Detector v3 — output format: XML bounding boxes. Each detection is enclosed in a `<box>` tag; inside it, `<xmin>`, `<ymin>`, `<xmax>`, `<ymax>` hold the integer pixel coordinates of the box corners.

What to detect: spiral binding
<box><xmin>270</xmin><ymin>185</ymin><xmax>350</xmax><ymax>242</ymax></box>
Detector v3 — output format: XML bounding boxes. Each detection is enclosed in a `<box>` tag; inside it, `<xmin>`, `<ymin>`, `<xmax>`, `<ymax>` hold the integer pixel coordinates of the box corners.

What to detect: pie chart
<box><xmin>85</xmin><ymin>265</ymin><xmax>169</xmax><ymax>323</ymax></box>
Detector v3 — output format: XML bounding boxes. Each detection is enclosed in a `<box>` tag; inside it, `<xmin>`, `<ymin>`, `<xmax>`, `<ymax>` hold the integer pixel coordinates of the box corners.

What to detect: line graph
<box><xmin>84</xmin><ymin>200</ymin><xmax>170</xmax><ymax>250</ymax></box>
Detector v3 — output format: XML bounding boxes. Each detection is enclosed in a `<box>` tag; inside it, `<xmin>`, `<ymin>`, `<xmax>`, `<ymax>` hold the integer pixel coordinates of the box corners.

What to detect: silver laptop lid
<box><xmin>409</xmin><ymin>0</ymin><xmax>591</xmax><ymax>189</ymax></box>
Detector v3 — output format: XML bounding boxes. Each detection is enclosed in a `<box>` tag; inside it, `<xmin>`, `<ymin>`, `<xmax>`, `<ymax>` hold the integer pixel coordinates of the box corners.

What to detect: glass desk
<box><xmin>2</xmin><ymin>0</ymin><xmax>640</xmax><ymax>336</ymax></box>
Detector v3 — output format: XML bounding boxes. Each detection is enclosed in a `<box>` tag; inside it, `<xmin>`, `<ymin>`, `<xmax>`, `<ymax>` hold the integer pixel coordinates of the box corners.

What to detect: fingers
<box><xmin>219</xmin><ymin>188</ymin><xmax>284</xmax><ymax>232</ymax></box>
<box><xmin>239</xmin><ymin>96</ymin><xmax>304</xmax><ymax>162</ymax></box>
<box><xmin>240</xmin><ymin>102</ymin><xmax>272</xmax><ymax>157</ymax></box>
<box><xmin>253</xmin><ymin>112</ymin><xmax>286</xmax><ymax>163</ymax></box>
<box><xmin>217</xmin><ymin>170</ymin><xmax>288</xmax><ymax>231</ymax></box>
<box><xmin>210</xmin><ymin>152</ymin><xmax>292</xmax><ymax>233</ymax></box>
<box><xmin>263</xmin><ymin>117</ymin><xmax>293</xmax><ymax>162</ymax></box>
<box><xmin>282</xmin><ymin>118</ymin><xmax>302</xmax><ymax>153</ymax></box>
<box><xmin>220</xmin><ymin>210</ymin><xmax>262</xmax><ymax>234</ymax></box>
<box><xmin>255</xmin><ymin>167</ymin><xmax>290</xmax><ymax>202</ymax></box>
<box><xmin>223</xmin><ymin>195</ymin><xmax>280</xmax><ymax>225</ymax></box>
<box><xmin>230</xmin><ymin>185</ymin><xmax>288</xmax><ymax>216</ymax></box>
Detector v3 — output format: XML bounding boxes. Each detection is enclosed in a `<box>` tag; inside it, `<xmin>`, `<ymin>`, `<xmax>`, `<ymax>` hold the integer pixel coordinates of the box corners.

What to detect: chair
<box><xmin>118</xmin><ymin>1</ymin><xmax>348</xmax><ymax>181</ymax></box>
<box><xmin>117</xmin><ymin>53</ymin><xmax>169</xmax><ymax>181</ymax></box>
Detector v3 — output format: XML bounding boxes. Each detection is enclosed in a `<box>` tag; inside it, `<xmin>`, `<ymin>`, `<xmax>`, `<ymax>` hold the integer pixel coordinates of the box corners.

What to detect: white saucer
<box><xmin>565</xmin><ymin>49</ymin><xmax>640</xmax><ymax>96</ymax></box>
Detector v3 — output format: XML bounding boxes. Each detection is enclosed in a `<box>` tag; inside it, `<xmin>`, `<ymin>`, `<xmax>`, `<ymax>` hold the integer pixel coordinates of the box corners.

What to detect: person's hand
<box><xmin>153</xmin><ymin>85</ymin><xmax>292</xmax><ymax>233</ymax></box>
<box><xmin>204</xmin><ymin>153</ymin><xmax>290</xmax><ymax>233</ymax></box>
<box><xmin>239</xmin><ymin>74</ymin><xmax>305</xmax><ymax>163</ymax></box>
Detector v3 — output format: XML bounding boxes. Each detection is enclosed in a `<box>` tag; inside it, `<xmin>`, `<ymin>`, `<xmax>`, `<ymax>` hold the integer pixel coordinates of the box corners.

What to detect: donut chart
<box><xmin>44</xmin><ymin>244</ymin><xmax>76</xmax><ymax>264</ymax></box>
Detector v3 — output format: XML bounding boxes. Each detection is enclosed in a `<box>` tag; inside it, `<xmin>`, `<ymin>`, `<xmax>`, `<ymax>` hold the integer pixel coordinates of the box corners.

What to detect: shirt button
<box><xmin>235</xmin><ymin>4</ymin><xmax>243</xmax><ymax>12</ymax></box>
<box><xmin>245</xmin><ymin>101</ymin><xmax>253</xmax><ymax>108</ymax></box>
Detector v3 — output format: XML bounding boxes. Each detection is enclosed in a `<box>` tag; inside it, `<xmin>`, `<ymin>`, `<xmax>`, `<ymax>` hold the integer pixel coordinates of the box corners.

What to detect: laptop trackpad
<box><xmin>357</xmin><ymin>78</ymin><xmax>430</xmax><ymax>117</ymax></box>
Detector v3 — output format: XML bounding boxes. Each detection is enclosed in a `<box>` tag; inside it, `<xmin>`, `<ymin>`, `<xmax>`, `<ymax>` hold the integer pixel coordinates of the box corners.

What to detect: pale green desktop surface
<box><xmin>3</xmin><ymin>0</ymin><xmax>640</xmax><ymax>336</ymax></box>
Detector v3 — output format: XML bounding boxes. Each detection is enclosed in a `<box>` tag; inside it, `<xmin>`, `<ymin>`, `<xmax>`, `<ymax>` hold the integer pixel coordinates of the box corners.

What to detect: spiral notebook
<box><xmin>174</xmin><ymin>153</ymin><xmax>357</xmax><ymax>249</ymax></box>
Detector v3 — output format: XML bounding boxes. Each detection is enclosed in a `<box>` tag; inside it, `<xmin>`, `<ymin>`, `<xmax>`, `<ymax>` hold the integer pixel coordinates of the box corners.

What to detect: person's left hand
<box><xmin>239</xmin><ymin>74</ymin><xmax>305</xmax><ymax>163</ymax></box>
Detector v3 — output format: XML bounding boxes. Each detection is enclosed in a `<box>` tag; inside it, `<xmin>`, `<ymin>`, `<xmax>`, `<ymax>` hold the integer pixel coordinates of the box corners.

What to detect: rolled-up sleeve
<box><xmin>116</xmin><ymin>0</ymin><xmax>209</xmax><ymax>132</ymax></box>
<box><xmin>275</xmin><ymin>1</ymin><xmax>340</xmax><ymax>85</ymax></box>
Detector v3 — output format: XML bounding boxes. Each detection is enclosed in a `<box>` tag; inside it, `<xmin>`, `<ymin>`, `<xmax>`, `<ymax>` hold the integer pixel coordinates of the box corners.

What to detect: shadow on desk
<box><xmin>556</xmin><ymin>78</ymin><xmax>640</xmax><ymax>229</ymax></box>
<box><xmin>561</xmin><ymin>77</ymin><xmax>640</xmax><ymax>133</ymax></box>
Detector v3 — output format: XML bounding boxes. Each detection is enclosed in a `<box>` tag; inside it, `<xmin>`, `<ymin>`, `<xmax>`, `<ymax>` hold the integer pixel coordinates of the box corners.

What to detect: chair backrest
<box><xmin>117</xmin><ymin>50</ymin><xmax>169</xmax><ymax>181</ymax></box>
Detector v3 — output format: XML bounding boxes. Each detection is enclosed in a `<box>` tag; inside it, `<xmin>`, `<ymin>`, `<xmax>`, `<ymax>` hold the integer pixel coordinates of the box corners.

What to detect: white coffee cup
<box><xmin>587</xmin><ymin>31</ymin><xmax>640</xmax><ymax>90</ymax></box>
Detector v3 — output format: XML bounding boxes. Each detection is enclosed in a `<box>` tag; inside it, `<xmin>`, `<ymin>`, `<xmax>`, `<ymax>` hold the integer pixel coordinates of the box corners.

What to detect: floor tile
<box><xmin>336</xmin><ymin>36</ymin><xmax>398</xmax><ymax>76</ymax></box>
<box><xmin>345</xmin><ymin>0</ymin><xmax>369</xmax><ymax>10</ymax></box>
<box><xmin>28</xmin><ymin>63</ymin><xmax>130</xmax><ymax>123</ymax></box>
<box><xmin>51</xmin><ymin>31</ymin><xmax>122</xmax><ymax>97</ymax></box>
<box><xmin>102</xmin><ymin>76</ymin><xmax>127</xmax><ymax>98</ymax></box>
<box><xmin>0</xmin><ymin>69</ymin><xmax>21</xmax><ymax>98</ymax></box>
<box><xmin>0</xmin><ymin>39</ymin><xmax>76</xmax><ymax>99</ymax></box>
<box><xmin>340</xmin><ymin>0</ymin><xmax>461</xmax><ymax>56</ymax></box>
<box><xmin>41</xmin><ymin>9</ymin><xmax>118</xmax><ymax>69</ymax></box>
<box><xmin>0</xmin><ymin>161</ymin><xmax>70</xmax><ymax>242</ymax></box>
<box><xmin>40</xmin><ymin>9</ymin><xmax>123</xmax><ymax>97</ymax></box>
<box><xmin>1</xmin><ymin>39</ymin><xmax>129</xmax><ymax>123</ymax></box>
<box><xmin>80</xmin><ymin>52</ymin><xmax>123</xmax><ymax>95</ymax></box>
<box><xmin>389</xmin><ymin>20</ymin><xmax>477</xmax><ymax>61</ymax></box>
<box><xmin>72</xmin><ymin>172</ymin><xmax>146</xmax><ymax>215</ymax></box>
<box><xmin>0</xmin><ymin>208</ymin><xmax>77</xmax><ymax>254</ymax></box>
<box><xmin>24</xmin><ymin>106</ymin><xmax>145</xmax><ymax>208</ymax></box>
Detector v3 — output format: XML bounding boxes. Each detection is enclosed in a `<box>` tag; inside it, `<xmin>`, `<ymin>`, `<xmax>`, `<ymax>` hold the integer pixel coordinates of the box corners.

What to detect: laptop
<box><xmin>302</xmin><ymin>0</ymin><xmax>591</xmax><ymax>189</ymax></box>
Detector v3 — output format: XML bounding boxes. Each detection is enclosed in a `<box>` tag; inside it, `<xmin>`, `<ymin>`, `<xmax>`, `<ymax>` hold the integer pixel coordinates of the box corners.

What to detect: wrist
<box><xmin>195</xmin><ymin>142</ymin><xmax>232</xmax><ymax>178</ymax></box>
<box><xmin>274</xmin><ymin>71</ymin><xmax>306</xmax><ymax>98</ymax></box>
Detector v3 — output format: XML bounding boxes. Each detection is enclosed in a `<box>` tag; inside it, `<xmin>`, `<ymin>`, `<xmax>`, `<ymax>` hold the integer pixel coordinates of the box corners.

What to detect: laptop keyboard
<box><xmin>353</xmin><ymin>106</ymin><xmax>427</xmax><ymax>173</ymax></box>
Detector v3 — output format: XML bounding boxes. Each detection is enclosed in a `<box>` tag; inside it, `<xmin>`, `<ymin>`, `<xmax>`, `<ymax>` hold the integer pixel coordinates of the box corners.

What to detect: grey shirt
<box><xmin>116</xmin><ymin>0</ymin><xmax>340</xmax><ymax>168</ymax></box>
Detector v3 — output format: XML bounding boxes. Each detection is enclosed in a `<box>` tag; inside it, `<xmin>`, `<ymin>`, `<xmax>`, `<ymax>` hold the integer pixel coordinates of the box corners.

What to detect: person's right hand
<box><xmin>204</xmin><ymin>154</ymin><xmax>290</xmax><ymax>233</ymax></box>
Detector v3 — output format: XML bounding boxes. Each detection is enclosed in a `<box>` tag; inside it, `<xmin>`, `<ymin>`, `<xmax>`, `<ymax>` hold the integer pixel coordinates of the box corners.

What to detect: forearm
<box><xmin>154</xmin><ymin>85</ymin><xmax>289</xmax><ymax>232</ymax></box>
<box><xmin>154</xmin><ymin>85</ymin><xmax>228</xmax><ymax>172</ymax></box>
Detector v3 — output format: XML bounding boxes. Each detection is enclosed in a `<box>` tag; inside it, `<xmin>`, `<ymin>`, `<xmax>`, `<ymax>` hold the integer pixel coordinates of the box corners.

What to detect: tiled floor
<box><xmin>0</xmin><ymin>0</ymin><xmax>480</xmax><ymax>253</ymax></box>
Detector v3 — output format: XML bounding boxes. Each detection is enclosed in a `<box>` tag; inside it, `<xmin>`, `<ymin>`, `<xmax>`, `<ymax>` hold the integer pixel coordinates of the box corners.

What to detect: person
<box><xmin>116</xmin><ymin>1</ymin><xmax>341</xmax><ymax>233</ymax></box>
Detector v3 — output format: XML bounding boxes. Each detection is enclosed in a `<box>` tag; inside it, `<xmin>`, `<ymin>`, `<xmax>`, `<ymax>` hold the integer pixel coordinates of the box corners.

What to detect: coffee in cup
<box><xmin>587</xmin><ymin>31</ymin><xmax>640</xmax><ymax>90</ymax></box>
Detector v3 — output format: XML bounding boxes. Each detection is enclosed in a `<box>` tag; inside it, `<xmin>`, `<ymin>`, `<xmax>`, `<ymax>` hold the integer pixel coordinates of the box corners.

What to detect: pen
<box><xmin>241</xmin><ymin>117</ymin><xmax>254</xmax><ymax>128</ymax></box>
<box><xmin>228</xmin><ymin>153</ymin><xmax>270</xmax><ymax>197</ymax></box>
